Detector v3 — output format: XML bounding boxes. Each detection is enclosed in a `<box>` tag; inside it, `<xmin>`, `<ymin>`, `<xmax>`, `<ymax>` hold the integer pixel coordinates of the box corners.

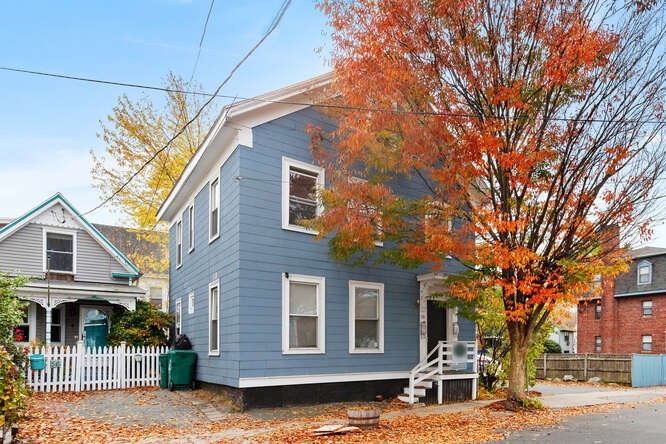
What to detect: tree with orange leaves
<box><xmin>314</xmin><ymin>0</ymin><xmax>666</xmax><ymax>400</ymax></box>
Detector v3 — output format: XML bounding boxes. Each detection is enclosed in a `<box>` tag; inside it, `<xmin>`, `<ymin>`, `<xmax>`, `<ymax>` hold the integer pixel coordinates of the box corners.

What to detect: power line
<box><xmin>4</xmin><ymin>65</ymin><xmax>666</xmax><ymax>125</ymax></box>
<box><xmin>189</xmin><ymin>0</ymin><xmax>216</xmax><ymax>82</ymax></box>
<box><xmin>83</xmin><ymin>0</ymin><xmax>292</xmax><ymax>216</ymax></box>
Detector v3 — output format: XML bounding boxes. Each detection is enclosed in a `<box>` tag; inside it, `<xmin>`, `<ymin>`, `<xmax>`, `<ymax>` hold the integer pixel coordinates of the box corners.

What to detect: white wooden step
<box><xmin>397</xmin><ymin>395</ymin><xmax>421</xmax><ymax>404</ymax></box>
<box><xmin>416</xmin><ymin>380</ymin><xmax>433</xmax><ymax>389</ymax></box>
<box><xmin>404</xmin><ymin>387</ymin><xmax>426</xmax><ymax>396</ymax></box>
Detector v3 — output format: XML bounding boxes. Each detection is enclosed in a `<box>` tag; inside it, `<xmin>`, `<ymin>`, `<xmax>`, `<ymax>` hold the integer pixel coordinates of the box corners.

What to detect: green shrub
<box><xmin>108</xmin><ymin>300</ymin><xmax>173</xmax><ymax>346</ymax></box>
<box><xmin>0</xmin><ymin>274</ymin><xmax>28</xmax><ymax>367</ymax></box>
<box><xmin>544</xmin><ymin>339</ymin><xmax>562</xmax><ymax>354</ymax></box>
<box><xmin>0</xmin><ymin>346</ymin><xmax>29</xmax><ymax>440</ymax></box>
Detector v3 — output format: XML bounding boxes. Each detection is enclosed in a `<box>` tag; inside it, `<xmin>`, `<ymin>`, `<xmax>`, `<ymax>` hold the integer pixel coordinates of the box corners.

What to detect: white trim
<box><xmin>187</xmin><ymin>203</ymin><xmax>195</xmax><ymax>253</ymax></box>
<box><xmin>176</xmin><ymin>220</ymin><xmax>183</xmax><ymax>268</ymax></box>
<box><xmin>209</xmin><ymin>177</ymin><xmax>220</xmax><ymax>243</ymax></box>
<box><xmin>175</xmin><ymin>298</ymin><xmax>182</xmax><ymax>336</ymax></box>
<box><xmin>188</xmin><ymin>291</ymin><xmax>195</xmax><ymax>315</ymax></box>
<box><xmin>16</xmin><ymin>302</ymin><xmax>37</xmax><ymax>345</ymax></box>
<box><xmin>208</xmin><ymin>279</ymin><xmax>220</xmax><ymax>356</ymax></box>
<box><xmin>238</xmin><ymin>371</ymin><xmax>409</xmax><ymax>388</ymax></box>
<box><xmin>156</xmin><ymin>73</ymin><xmax>334</xmax><ymax>223</ymax></box>
<box><xmin>48</xmin><ymin>305</ymin><xmax>66</xmax><ymax>346</ymax></box>
<box><xmin>281</xmin><ymin>157</ymin><xmax>325</xmax><ymax>234</ymax></box>
<box><xmin>43</xmin><ymin>227</ymin><xmax>77</xmax><ymax>275</ymax></box>
<box><xmin>348</xmin><ymin>280</ymin><xmax>384</xmax><ymax>354</ymax></box>
<box><xmin>282</xmin><ymin>273</ymin><xmax>326</xmax><ymax>354</ymax></box>
<box><xmin>637</xmin><ymin>260</ymin><xmax>652</xmax><ymax>285</ymax></box>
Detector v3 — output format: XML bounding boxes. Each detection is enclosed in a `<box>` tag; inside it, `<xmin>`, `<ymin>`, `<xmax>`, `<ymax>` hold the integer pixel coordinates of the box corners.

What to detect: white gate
<box><xmin>26</xmin><ymin>341</ymin><xmax>168</xmax><ymax>392</ymax></box>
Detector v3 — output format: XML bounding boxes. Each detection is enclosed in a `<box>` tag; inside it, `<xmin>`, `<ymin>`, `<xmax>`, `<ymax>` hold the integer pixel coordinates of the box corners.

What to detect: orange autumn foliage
<box><xmin>314</xmin><ymin>0</ymin><xmax>666</xmax><ymax>398</ymax></box>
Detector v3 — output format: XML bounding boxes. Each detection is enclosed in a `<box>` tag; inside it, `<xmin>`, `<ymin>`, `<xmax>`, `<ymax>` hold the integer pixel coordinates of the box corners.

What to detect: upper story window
<box><xmin>349</xmin><ymin>281</ymin><xmax>384</xmax><ymax>353</ymax></box>
<box><xmin>209</xmin><ymin>178</ymin><xmax>220</xmax><ymax>242</ymax></box>
<box><xmin>176</xmin><ymin>220</ymin><xmax>183</xmax><ymax>268</ymax></box>
<box><xmin>642</xmin><ymin>335</ymin><xmax>652</xmax><ymax>352</ymax></box>
<box><xmin>282</xmin><ymin>273</ymin><xmax>325</xmax><ymax>354</ymax></box>
<box><xmin>45</xmin><ymin>231</ymin><xmax>75</xmax><ymax>273</ymax></box>
<box><xmin>595</xmin><ymin>302</ymin><xmax>602</xmax><ymax>320</ymax></box>
<box><xmin>642</xmin><ymin>300</ymin><xmax>653</xmax><ymax>317</ymax></box>
<box><xmin>282</xmin><ymin>157</ymin><xmax>324</xmax><ymax>234</ymax></box>
<box><xmin>188</xmin><ymin>204</ymin><xmax>195</xmax><ymax>252</ymax></box>
<box><xmin>188</xmin><ymin>291</ymin><xmax>195</xmax><ymax>314</ymax></box>
<box><xmin>637</xmin><ymin>260</ymin><xmax>652</xmax><ymax>285</ymax></box>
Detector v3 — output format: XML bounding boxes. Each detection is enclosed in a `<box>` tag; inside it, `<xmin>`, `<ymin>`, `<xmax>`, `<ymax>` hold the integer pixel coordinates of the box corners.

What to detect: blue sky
<box><xmin>1</xmin><ymin>1</ymin><xmax>665</xmax><ymax>246</ymax></box>
<box><xmin>0</xmin><ymin>0</ymin><xmax>329</xmax><ymax>224</ymax></box>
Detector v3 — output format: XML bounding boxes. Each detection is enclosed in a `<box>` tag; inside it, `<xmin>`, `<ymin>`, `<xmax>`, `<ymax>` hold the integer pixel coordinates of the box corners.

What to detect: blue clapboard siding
<box><xmin>169</xmin><ymin>147</ymin><xmax>242</xmax><ymax>387</ymax></box>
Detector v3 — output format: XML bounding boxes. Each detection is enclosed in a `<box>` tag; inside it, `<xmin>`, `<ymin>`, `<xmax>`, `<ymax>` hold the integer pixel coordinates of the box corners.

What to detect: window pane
<box><xmin>210</xmin><ymin>319</ymin><xmax>218</xmax><ymax>350</ymax></box>
<box><xmin>355</xmin><ymin>320</ymin><xmax>379</xmax><ymax>349</ymax></box>
<box><xmin>355</xmin><ymin>287</ymin><xmax>378</xmax><ymax>319</ymax></box>
<box><xmin>289</xmin><ymin>168</ymin><xmax>317</xmax><ymax>201</ymax></box>
<box><xmin>50</xmin><ymin>326</ymin><xmax>61</xmax><ymax>343</ymax></box>
<box><xmin>288</xmin><ymin>199</ymin><xmax>317</xmax><ymax>225</ymax></box>
<box><xmin>289</xmin><ymin>282</ymin><xmax>317</xmax><ymax>315</ymax></box>
<box><xmin>47</xmin><ymin>233</ymin><xmax>73</xmax><ymax>253</ymax></box>
<box><xmin>289</xmin><ymin>316</ymin><xmax>317</xmax><ymax>348</ymax></box>
<box><xmin>48</xmin><ymin>252</ymin><xmax>73</xmax><ymax>272</ymax></box>
<box><xmin>14</xmin><ymin>325</ymin><xmax>29</xmax><ymax>342</ymax></box>
<box><xmin>210</xmin><ymin>288</ymin><xmax>218</xmax><ymax>320</ymax></box>
<box><xmin>210</xmin><ymin>208</ymin><xmax>219</xmax><ymax>236</ymax></box>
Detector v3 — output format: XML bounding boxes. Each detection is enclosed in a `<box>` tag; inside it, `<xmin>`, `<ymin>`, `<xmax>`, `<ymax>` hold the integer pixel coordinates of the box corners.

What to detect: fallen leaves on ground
<box><xmin>16</xmin><ymin>388</ymin><xmax>659</xmax><ymax>443</ymax></box>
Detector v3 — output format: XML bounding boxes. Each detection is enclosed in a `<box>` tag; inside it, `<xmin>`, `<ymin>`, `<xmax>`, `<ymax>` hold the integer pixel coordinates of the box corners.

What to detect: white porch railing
<box><xmin>407</xmin><ymin>340</ymin><xmax>478</xmax><ymax>404</ymax></box>
<box><xmin>26</xmin><ymin>341</ymin><xmax>168</xmax><ymax>392</ymax></box>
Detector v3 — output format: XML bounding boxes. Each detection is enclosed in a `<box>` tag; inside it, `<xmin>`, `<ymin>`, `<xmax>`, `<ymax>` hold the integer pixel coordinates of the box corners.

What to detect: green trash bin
<box><xmin>167</xmin><ymin>350</ymin><xmax>197</xmax><ymax>391</ymax></box>
<box><xmin>159</xmin><ymin>353</ymin><xmax>169</xmax><ymax>389</ymax></box>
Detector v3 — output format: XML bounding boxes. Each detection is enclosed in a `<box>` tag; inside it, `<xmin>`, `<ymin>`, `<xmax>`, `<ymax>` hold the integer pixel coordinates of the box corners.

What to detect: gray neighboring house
<box><xmin>157</xmin><ymin>73</ymin><xmax>477</xmax><ymax>408</ymax></box>
<box><xmin>0</xmin><ymin>193</ymin><xmax>144</xmax><ymax>348</ymax></box>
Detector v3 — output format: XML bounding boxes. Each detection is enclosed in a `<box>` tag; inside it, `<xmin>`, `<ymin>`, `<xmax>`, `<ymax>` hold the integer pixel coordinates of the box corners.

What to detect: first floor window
<box><xmin>174</xmin><ymin>299</ymin><xmax>182</xmax><ymax>336</ymax></box>
<box><xmin>282</xmin><ymin>274</ymin><xmax>325</xmax><ymax>353</ymax></box>
<box><xmin>188</xmin><ymin>291</ymin><xmax>195</xmax><ymax>314</ymax></box>
<box><xmin>642</xmin><ymin>300</ymin><xmax>653</xmax><ymax>317</ymax></box>
<box><xmin>209</xmin><ymin>281</ymin><xmax>220</xmax><ymax>355</ymax></box>
<box><xmin>50</xmin><ymin>307</ymin><xmax>63</xmax><ymax>343</ymax></box>
<box><xmin>642</xmin><ymin>335</ymin><xmax>652</xmax><ymax>352</ymax></box>
<box><xmin>349</xmin><ymin>281</ymin><xmax>384</xmax><ymax>353</ymax></box>
<box><xmin>14</xmin><ymin>305</ymin><xmax>31</xmax><ymax>342</ymax></box>
<box><xmin>595</xmin><ymin>336</ymin><xmax>602</xmax><ymax>352</ymax></box>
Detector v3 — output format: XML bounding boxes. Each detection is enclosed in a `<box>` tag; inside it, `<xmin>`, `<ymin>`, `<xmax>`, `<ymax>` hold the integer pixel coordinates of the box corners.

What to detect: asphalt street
<box><xmin>498</xmin><ymin>400</ymin><xmax>666</xmax><ymax>443</ymax></box>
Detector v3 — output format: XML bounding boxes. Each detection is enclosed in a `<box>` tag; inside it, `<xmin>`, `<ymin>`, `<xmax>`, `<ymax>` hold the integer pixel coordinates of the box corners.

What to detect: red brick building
<box><xmin>578</xmin><ymin>246</ymin><xmax>666</xmax><ymax>354</ymax></box>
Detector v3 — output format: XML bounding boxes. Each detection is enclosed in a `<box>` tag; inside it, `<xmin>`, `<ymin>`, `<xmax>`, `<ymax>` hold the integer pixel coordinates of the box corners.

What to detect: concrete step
<box><xmin>404</xmin><ymin>387</ymin><xmax>427</xmax><ymax>397</ymax></box>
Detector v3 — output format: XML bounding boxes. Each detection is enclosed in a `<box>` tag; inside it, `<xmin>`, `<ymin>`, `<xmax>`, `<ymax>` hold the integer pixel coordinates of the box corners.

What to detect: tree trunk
<box><xmin>507</xmin><ymin>321</ymin><xmax>530</xmax><ymax>400</ymax></box>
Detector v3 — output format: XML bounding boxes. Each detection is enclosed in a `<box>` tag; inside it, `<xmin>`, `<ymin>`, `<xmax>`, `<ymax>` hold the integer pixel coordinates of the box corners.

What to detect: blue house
<box><xmin>156</xmin><ymin>74</ymin><xmax>478</xmax><ymax>408</ymax></box>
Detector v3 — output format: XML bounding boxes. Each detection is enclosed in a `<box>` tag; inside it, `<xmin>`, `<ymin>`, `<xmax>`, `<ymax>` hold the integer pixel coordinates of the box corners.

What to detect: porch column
<box><xmin>45</xmin><ymin>307</ymin><xmax>52</xmax><ymax>347</ymax></box>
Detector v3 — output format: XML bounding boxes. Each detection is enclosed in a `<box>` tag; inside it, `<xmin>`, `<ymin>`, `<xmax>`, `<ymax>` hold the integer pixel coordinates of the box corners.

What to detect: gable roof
<box><xmin>156</xmin><ymin>72</ymin><xmax>334</xmax><ymax>222</ymax></box>
<box><xmin>0</xmin><ymin>193</ymin><xmax>140</xmax><ymax>276</ymax></box>
<box><xmin>630</xmin><ymin>246</ymin><xmax>666</xmax><ymax>259</ymax></box>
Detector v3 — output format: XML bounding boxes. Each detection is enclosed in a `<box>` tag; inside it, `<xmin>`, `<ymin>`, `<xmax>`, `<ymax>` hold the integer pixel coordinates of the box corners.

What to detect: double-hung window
<box><xmin>595</xmin><ymin>302</ymin><xmax>602</xmax><ymax>320</ymax></box>
<box><xmin>282</xmin><ymin>274</ymin><xmax>325</xmax><ymax>353</ymax></box>
<box><xmin>282</xmin><ymin>157</ymin><xmax>324</xmax><ymax>233</ymax></box>
<box><xmin>45</xmin><ymin>231</ymin><xmax>75</xmax><ymax>273</ymax></box>
<box><xmin>210</xmin><ymin>178</ymin><xmax>220</xmax><ymax>241</ymax></box>
<box><xmin>188</xmin><ymin>291</ymin><xmax>195</xmax><ymax>315</ymax></box>
<box><xmin>209</xmin><ymin>281</ymin><xmax>220</xmax><ymax>355</ymax></box>
<box><xmin>188</xmin><ymin>204</ymin><xmax>195</xmax><ymax>252</ymax></box>
<box><xmin>595</xmin><ymin>336</ymin><xmax>602</xmax><ymax>352</ymax></box>
<box><xmin>643</xmin><ymin>300</ymin><xmax>653</xmax><ymax>317</ymax></box>
<box><xmin>175</xmin><ymin>298</ymin><xmax>182</xmax><ymax>336</ymax></box>
<box><xmin>176</xmin><ymin>220</ymin><xmax>183</xmax><ymax>268</ymax></box>
<box><xmin>638</xmin><ymin>261</ymin><xmax>652</xmax><ymax>285</ymax></box>
<box><xmin>642</xmin><ymin>335</ymin><xmax>652</xmax><ymax>352</ymax></box>
<box><xmin>349</xmin><ymin>281</ymin><xmax>384</xmax><ymax>353</ymax></box>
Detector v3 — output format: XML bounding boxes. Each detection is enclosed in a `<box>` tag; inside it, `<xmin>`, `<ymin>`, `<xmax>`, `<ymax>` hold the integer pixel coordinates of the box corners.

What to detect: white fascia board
<box><xmin>157</xmin><ymin>72</ymin><xmax>334</xmax><ymax>224</ymax></box>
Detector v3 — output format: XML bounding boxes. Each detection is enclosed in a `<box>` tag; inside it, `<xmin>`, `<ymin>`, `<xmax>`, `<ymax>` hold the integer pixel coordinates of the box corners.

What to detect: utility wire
<box><xmin>3</xmin><ymin>64</ymin><xmax>666</xmax><ymax>125</ymax></box>
<box><xmin>83</xmin><ymin>0</ymin><xmax>292</xmax><ymax>216</ymax></box>
<box><xmin>189</xmin><ymin>0</ymin><xmax>215</xmax><ymax>82</ymax></box>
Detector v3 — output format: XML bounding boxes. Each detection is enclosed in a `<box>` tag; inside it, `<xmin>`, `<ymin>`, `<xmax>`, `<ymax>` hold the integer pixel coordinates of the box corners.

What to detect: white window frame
<box><xmin>174</xmin><ymin>298</ymin><xmax>182</xmax><ymax>336</ymax></box>
<box><xmin>15</xmin><ymin>302</ymin><xmax>36</xmax><ymax>345</ymax></box>
<box><xmin>282</xmin><ymin>273</ymin><xmax>326</xmax><ymax>354</ymax></box>
<box><xmin>637</xmin><ymin>260</ymin><xmax>652</xmax><ymax>285</ymax></box>
<box><xmin>642</xmin><ymin>300</ymin><xmax>653</xmax><ymax>317</ymax></box>
<box><xmin>642</xmin><ymin>335</ymin><xmax>652</xmax><ymax>352</ymax></box>
<box><xmin>49</xmin><ymin>306</ymin><xmax>66</xmax><ymax>345</ymax></box>
<box><xmin>595</xmin><ymin>336</ymin><xmax>602</xmax><ymax>352</ymax></box>
<box><xmin>209</xmin><ymin>178</ymin><xmax>220</xmax><ymax>243</ymax></box>
<box><xmin>188</xmin><ymin>203</ymin><xmax>195</xmax><ymax>253</ymax></box>
<box><xmin>281</xmin><ymin>157</ymin><xmax>324</xmax><ymax>234</ymax></box>
<box><xmin>43</xmin><ymin>228</ymin><xmax>77</xmax><ymax>274</ymax></box>
<box><xmin>349</xmin><ymin>280</ymin><xmax>384</xmax><ymax>354</ymax></box>
<box><xmin>176</xmin><ymin>220</ymin><xmax>183</xmax><ymax>268</ymax></box>
<box><xmin>188</xmin><ymin>291</ymin><xmax>195</xmax><ymax>315</ymax></box>
<box><xmin>208</xmin><ymin>280</ymin><xmax>220</xmax><ymax>356</ymax></box>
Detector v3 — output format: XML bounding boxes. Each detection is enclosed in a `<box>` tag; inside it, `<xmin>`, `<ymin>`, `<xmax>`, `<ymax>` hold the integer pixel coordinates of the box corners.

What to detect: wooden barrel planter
<box><xmin>347</xmin><ymin>408</ymin><xmax>381</xmax><ymax>427</ymax></box>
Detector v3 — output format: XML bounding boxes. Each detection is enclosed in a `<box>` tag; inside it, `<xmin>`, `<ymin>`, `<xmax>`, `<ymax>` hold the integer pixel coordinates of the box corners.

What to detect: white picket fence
<box><xmin>26</xmin><ymin>341</ymin><xmax>168</xmax><ymax>392</ymax></box>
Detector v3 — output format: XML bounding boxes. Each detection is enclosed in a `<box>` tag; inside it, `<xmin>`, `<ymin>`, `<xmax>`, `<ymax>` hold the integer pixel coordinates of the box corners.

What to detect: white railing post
<box><xmin>119</xmin><ymin>342</ymin><xmax>126</xmax><ymax>389</ymax></box>
<box><xmin>408</xmin><ymin>372</ymin><xmax>415</xmax><ymax>404</ymax></box>
<box><xmin>438</xmin><ymin>341</ymin><xmax>443</xmax><ymax>374</ymax></box>
<box><xmin>75</xmin><ymin>340</ymin><xmax>84</xmax><ymax>392</ymax></box>
<box><xmin>472</xmin><ymin>341</ymin><xmax>478</xmax><ymax>400</ymax></box>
